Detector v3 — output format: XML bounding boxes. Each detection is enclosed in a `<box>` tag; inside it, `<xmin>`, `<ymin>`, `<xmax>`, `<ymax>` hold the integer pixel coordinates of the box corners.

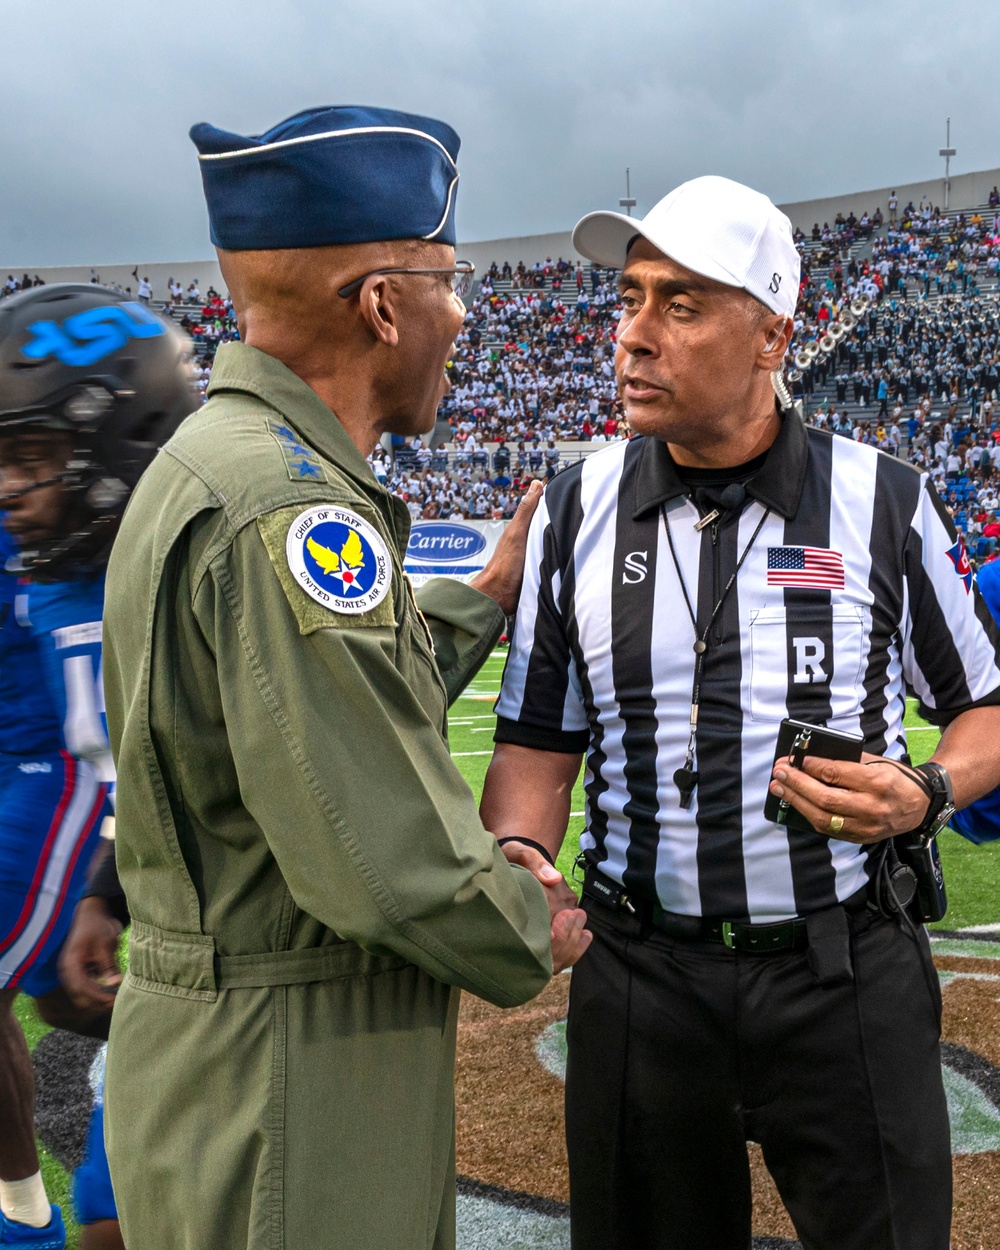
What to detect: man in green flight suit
<box><xmin>99</xmin><ymin>106</ymin><xmax>590</xmax><ymax>1249</ymax></box>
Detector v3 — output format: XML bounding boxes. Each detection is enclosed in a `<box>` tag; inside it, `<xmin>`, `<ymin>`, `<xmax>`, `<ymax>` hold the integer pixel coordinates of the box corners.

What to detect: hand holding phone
<box><xmin>776</xmin><ymin>728</ymin><xmax>813</xmax><ymax>825</ymax></box>
<box><xmin>763</xmin><ymin>718</ymin><xmax>864</xmax><ymax>833</ymax></box>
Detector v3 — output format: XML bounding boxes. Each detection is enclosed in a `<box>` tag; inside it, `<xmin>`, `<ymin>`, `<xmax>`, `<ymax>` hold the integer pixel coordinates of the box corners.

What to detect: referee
<box><xmin>481</xmin><ymin>176</ymin><xmax>1000</xmax><ymax>1250</ymax></box>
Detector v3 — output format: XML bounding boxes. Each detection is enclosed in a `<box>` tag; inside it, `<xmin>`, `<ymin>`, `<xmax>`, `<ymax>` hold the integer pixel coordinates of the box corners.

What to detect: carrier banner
<box><xmin>404</xmin><ymin>520</ymin><xmax>508</xmax><ymax>586</ymax></box>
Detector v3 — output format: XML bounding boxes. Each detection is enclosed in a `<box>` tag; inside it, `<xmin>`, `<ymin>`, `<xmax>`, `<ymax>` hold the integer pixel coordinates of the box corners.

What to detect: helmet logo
<box><xmin>19</xmin><ymin>301</ymin><xmax>166</xmax><ymax>368</ymax></box>
<box><xmin>65</xmin><ymin>386</ymin><xmax>115</xmax><ymax>423</ymax></box>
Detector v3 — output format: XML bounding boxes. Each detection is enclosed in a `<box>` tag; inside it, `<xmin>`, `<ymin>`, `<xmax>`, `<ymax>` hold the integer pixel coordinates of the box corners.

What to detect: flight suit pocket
<box><xmin>747</xmin><ymin>604</ymin><xmax>871</xmax><ymax>724</ymax></box>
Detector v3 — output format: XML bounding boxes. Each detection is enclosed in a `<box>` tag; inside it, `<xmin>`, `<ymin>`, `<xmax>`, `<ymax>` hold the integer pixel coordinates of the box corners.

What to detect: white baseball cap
<box><xmin>572</xmin><ymin>174</ymin><xmax>801</xmax><ymax>320</ymax></box>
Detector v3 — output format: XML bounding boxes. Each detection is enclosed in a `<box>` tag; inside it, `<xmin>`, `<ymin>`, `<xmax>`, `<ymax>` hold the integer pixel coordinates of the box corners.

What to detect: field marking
<box><xmin>938</xmin><ymin>970</ymin><xmax>1000</xmax><ymax>984</ymax></box>
<box><xmin>930</xmin><ymin>938</ymin><xmax>1000</xmax><ymax>960</ymax></box>
<box><xmin>453</xmin><ymin>750</ymin><xmax>494</xmax><ymax>757</ymax></box>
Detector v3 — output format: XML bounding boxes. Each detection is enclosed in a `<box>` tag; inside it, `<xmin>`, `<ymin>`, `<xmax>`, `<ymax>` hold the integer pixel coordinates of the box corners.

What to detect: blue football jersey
<box><xmin>18</xmin><ymin>570</ymin><xmax>114</xmax><ymax>795</ymax></box>
<box><xmin>978</xmin><ymin>559</ymin><xmax>1000</xmax><ymax>625</ymax></box>
<box><xmin>949</xmin><ymin>559</ymin><xmax>1000</xmax><ymax>844</ymax></box>
<box><xmin>0</xmin><ymin>527</ymin><xmax>62</xmax><ymax>756</ymax></box>
<box><xmin>950</xmin><ymin>791</ymin><xmax>1000</xmax><ymax>845</ymax></box>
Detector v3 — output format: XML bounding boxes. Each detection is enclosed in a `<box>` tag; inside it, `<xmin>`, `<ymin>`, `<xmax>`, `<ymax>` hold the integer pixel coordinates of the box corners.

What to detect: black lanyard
<box><xmin>662</xmin><ymin>499</ymin><xmax>771</xmax><ymax>808</ymax></box>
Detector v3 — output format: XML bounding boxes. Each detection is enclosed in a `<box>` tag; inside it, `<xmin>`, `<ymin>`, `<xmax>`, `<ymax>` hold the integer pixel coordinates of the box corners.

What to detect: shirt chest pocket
<box><xmin>747</xmin><ymin>604</ymin><xmax>872</xmax><ymax>725</ymax></box>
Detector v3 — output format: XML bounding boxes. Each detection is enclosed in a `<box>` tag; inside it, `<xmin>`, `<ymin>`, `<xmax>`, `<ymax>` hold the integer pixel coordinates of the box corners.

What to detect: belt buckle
<box><xmin>721</xmin><ymin>921</ymin><xmax>735</xmax><ymax>949</ymax></box>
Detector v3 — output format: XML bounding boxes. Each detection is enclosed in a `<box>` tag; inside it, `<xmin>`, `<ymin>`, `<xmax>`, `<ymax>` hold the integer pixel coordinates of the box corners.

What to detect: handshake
<box><xmin>497</xmin><ymin>839</ymin><xmax>592</xmax><ymax>973</ymax></box>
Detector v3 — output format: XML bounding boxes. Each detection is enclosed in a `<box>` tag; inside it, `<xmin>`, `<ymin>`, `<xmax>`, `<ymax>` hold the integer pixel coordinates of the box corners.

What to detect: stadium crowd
<box><xmin>377</xmin><ymin>258</ymin><xmax>628</xmax><ymax>519</ymax></box>
<box><xmin>780</xmin><ymin>204</ymin><xmax>1000</xmax><ymax>567</ymax></box>
<box><xmin>6</xmin><ymin>220</ymin><xmax>1000</xmax><ymax>556</ymax></box>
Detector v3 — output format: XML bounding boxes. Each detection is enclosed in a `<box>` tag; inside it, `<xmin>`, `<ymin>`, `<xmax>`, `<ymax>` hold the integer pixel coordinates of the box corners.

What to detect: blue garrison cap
<box><xmin>190</xmin><ymin>106</ymin><xmax>460</xmax><ymax>251</ymax></box>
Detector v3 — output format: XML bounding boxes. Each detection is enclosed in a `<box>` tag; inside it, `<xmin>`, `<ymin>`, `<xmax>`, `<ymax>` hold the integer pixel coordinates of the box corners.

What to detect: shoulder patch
<box><xmin>266</xmin><ymin>419</ymin><xmax>329</xmax><ymax>483</ymax></box>
<box><xmin>257</xmin><ymin>504</ymin><xmax>395</xmax><ymax>633</ymax></box>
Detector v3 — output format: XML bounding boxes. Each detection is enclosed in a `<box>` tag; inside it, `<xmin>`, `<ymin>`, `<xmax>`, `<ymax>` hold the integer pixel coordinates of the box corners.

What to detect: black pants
<box><xmin>565</xmin><ymin>901</ymin><xmax>951</xmax><ymax>1250</ymax></box>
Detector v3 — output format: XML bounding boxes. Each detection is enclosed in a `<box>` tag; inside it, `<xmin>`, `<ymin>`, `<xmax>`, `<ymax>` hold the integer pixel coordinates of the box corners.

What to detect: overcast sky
<box><xmin>2</xmin><ymin>0</ymin><xmax>998</xmax><ymax>266</ymax></box>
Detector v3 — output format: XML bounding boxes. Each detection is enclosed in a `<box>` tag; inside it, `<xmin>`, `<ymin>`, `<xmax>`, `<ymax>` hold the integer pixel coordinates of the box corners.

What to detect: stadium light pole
<box><xmin>619</xmin><ymin>167</ymin><xmax>637</xmax><ymax>217</ymax></box>
<box><xmin>939</xmin><ymin>118</ymin><xmax>956</xmax><ymax>211</ymax></box>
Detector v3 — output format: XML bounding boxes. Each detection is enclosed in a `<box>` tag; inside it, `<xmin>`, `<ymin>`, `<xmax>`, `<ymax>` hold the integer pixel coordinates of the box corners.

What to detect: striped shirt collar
<box><xmin>632</xmin><ymin>409</ymin><xmax>808</xmax><ymax>521</ymax></box>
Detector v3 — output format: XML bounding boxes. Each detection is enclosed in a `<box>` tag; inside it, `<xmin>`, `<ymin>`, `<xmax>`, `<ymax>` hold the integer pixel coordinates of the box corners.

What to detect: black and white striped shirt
<box><xmin>495</xmin><ymin>414</ymin><xmax>1000</xmax><ymax>922</ymax></box>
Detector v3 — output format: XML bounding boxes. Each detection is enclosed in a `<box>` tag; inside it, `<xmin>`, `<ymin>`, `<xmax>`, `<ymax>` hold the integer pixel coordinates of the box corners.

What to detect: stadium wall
<box><xmin>779</xmin><ymin>166</ymin><xmax>1000</xmax><ymax>233</ymax></box>
<box><xmin>459</xmin><ymin>231</ymin><xmax>587</xmax><ymax>275</ymax></box>
<box><xmin>456</xmin><ymin>166</ymin><xmax>1000</xmax><ymax>268</ymax></box>
<box><xmin>6</xmin><ymin>165</ymin><xmax>1000</xmax><ymax>287</ymax></box>
<box><xmin>0</xmin><ymin>260</ymin><xmax>226</xmax><ymax>298</ymax></box>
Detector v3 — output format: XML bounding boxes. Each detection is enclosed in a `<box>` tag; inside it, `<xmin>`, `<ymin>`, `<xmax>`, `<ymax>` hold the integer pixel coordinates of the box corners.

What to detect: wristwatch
<box><xmin>914</xmin><ymin>761</ymin><xmax>956</xmax><ymax>840</ymax></box>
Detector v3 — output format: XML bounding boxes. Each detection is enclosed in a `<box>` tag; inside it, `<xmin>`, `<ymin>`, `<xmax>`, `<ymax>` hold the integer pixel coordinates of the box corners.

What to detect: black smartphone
<box><xmin>763</xmin><ymin>717</ymin><xmax>864</xmax><ymax>833</ymax></box>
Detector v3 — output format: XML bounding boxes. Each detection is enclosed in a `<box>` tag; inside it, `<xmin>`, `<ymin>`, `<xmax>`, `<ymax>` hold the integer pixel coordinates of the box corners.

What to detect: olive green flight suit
<box><xmin>101</xmin><ymin>342</ymin><xmax>552</xmax><ymax>1250</ymax></box>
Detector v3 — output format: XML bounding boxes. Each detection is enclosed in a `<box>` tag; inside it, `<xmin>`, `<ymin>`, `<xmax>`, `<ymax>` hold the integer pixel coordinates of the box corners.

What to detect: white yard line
<box><xmin>452</xmin><ymin>750</ymin><xmax>493</xmax><ymax>757</ymax></box>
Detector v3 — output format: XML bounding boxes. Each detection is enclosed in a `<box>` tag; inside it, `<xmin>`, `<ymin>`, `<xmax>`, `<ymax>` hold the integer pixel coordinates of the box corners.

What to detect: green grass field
<box><xmin>14</xmin><ymin>648</ymin><xmax>1000</xmax><ymax>1245</ymax></box>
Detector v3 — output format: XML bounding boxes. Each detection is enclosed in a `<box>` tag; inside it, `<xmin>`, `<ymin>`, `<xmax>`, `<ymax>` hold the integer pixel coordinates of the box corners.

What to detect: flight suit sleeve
<box><xmin>414</xmin><ymin>577</ymin><xmax>505</xmax><ymax>706</ymax></box>
<box><xmin>195</xmin><ymin>520</ymin><xmax>553</xmax><ymax>1009</ymax></box>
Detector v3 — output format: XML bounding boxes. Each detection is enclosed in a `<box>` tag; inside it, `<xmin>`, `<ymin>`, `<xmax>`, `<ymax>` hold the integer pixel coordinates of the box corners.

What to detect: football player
<box><xmin>0</xmin><ymin>285</ymin><xmax>194</xmax><ymax>1249</ymax></box>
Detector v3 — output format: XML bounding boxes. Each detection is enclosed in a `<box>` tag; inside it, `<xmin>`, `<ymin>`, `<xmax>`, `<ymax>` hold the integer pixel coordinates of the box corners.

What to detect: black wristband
<box><xmin>914</xmin><ymin>762</ymin><xmax>954</xmax><ymax>829</ymax></box>
<box><xmin>497</xmin><ymin>836</ymin><xmax>556</xmax><ymax>867</ymax></box>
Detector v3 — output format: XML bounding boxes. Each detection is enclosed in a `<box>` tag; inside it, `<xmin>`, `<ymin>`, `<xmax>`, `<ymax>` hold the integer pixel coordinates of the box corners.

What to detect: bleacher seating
<box><xmin>3</xmin><ymin>207</ymin><xmax>998</xmax><ymax>556</ymax></box>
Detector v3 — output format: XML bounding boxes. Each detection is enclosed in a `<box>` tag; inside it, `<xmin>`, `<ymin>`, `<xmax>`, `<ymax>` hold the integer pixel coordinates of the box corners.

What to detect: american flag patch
<box><xmin>767</xmin><ymin>546</ymin><xmax>845</xmax><ymax>589</ymax></box>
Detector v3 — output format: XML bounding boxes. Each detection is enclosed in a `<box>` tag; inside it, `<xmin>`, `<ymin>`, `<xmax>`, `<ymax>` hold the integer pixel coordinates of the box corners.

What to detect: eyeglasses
<box><xmin>337</xmin><ymin>261</ymin><xmax>475</xmax><ymax>301</ymax></box>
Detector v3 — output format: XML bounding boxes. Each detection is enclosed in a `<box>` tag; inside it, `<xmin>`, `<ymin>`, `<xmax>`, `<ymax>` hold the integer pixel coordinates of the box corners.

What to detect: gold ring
<box><xmin>827</xmin><ymin>814</ymin><xmax>845</xmax><ymax>834</ymax></box>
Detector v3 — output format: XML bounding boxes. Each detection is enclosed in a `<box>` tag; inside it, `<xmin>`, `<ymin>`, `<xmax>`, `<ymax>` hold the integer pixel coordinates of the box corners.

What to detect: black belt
<box><xmin>582</xmin><ymin>867</ymin><xmax>867</xmax><ymax>955</ymax></box>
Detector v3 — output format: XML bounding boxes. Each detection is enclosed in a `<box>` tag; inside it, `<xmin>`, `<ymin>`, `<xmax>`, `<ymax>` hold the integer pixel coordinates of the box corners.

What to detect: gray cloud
<box><xmin>1</xmin><ymin>0</ymin><xmax>997</xmax><ymax>265</ymax></box>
